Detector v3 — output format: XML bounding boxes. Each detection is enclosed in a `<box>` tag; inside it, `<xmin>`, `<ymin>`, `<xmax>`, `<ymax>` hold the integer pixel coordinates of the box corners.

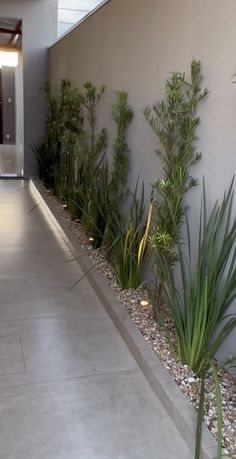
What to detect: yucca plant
<box><xmin>157</xmin><ymin>178</ymin><xmax>236</xmax><ymax>376</ymax></box>
<box><xmin>114</xmin><ymin>182</ymin><xmax>153</xmax><ymax>290</ymax></box>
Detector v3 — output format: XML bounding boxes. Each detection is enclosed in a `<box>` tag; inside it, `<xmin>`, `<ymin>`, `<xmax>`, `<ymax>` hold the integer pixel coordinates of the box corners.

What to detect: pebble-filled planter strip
<box><xmin>38</xmin><ymin>182</ymin><xmax>236</xmax><ymax>456</ymax></box>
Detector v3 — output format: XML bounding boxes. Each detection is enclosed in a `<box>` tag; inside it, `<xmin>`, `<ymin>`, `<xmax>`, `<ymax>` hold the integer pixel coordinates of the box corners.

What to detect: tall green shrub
<box><xmin>34</xmin><ymin>81</ymin><xmax>60</xmax><ymax>187</ymax></box>
<box><xmin>35</xmin><ymin>79</ymin><xmax>82</xmax><ymax>193</ymax></box>
<box><xmin>53</xmin><ymin>79</ymin><xmax>83</xmax><ymax>199</ymax></box>
<box><xmin>144</xmin><ymin>59</ymin><xmax>208</xmax><ymax>298</ymax></box>
<box><xmin>105</xmin><ymin>91</ymin><xmax>134</xmax><ymax>249</ymax></box>
<box><xmin>76</xmin><ymin>82</ymin><xmax>108</xmax><ymax>233</ymax></box>
<box><xmin>81</xmin><ymin>89</ymin><xmax>134</xmax><ymax>249</ymax></box>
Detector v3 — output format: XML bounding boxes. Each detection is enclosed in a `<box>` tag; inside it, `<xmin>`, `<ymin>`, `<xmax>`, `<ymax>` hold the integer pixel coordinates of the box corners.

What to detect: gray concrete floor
<box><xmin>0</xmin><ymin>180</ymin><xmax>191</xmax><ymax>459</ymax></box>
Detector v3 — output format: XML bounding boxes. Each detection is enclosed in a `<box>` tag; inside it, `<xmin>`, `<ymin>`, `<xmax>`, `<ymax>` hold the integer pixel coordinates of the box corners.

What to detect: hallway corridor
<box><xmin>0</xmin><ymin>180</ymin><xmax>191</xmax><ymax>459</ymax></box>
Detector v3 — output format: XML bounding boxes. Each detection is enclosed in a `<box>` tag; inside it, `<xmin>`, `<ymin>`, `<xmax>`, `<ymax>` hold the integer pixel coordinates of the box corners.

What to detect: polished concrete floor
<box><xmin>0</xmin><ymin>180</ymin><xmax>191</xmax><ymax>459</ymax></box>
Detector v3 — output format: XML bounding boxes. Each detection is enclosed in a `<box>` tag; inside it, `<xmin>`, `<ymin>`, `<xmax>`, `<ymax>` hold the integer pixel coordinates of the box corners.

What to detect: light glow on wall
<box><xmin>0</xmin><ymin>51</ymin><xmax>18</xmax><ymax>68</ymax></box>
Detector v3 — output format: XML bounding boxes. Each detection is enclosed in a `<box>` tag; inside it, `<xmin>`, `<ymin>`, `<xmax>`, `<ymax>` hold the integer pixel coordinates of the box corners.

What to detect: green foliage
<box><xmin>34</xmin><ymin>81</ymin><xmax>60</xmax><ymax>187</ymax></box>
<box><xmin>144</xmin><ymin>59</ymin><xmax>208</xmax><ymax>282</ymax></box>
<box><xmin>195</xmin><ymin>355</ymin><xmax>236</xmax><ymax>459</ymax></box>
<box><xmin>105</xmin><ymin>91</ymin><xmax>134</xmax><ymax>248</ymax></box>
<box><xmin>80</xmin><ymin>88</ymin><xmax>134</xmax><ymax>252</ymax></box>
<box><xmin>82</xmin><ymin>161</ymin><xmax>110</xmax><ymax>249</ymax></box>
<box><xmin>52</xmin><ymin>80</ymin><xmax>83</xmax><ymax>199</ymax></box>
<box><xmin>77</xmin><ymin>82</ymin><xmax>108</xmax><ymax>232</ymax></box>
<box><xmin>110</xmin><ymin>90</ymin><xmax>134</xmax><ymax>194</ymax></box>
<box><xmin>157</xmin><ymin>178</ymin><xmax>236</xmax><ymax>376</ymax></box>
<box><xmin>80</xmin><ymin>81</ymin><xmax>107</xmax><ymax>156</ymax></box>
<box><xmin>114</xmin><ymin>182</ymin><xmax>153</xmax><ymax>290</ymax></box>
<box><xmin>34</xmin><ymin>79</ymin><xmax>83</xmax><ymax>195</ymax></box>
<box><xmin>32</xmin><ymin>142</ymin><xmax>55</xmax><ymax>187</ymax></box>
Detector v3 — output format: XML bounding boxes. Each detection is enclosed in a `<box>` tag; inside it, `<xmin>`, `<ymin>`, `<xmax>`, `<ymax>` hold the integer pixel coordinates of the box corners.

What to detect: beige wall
<box><xmin>0</xmin><ymin>0</ymin><xmax>58</xmax><ymax>175</ymax></box>
<box><xmin>49</xmin><ymin>0</ymin><xmax>236</xmax><ymax>358</ymax></box>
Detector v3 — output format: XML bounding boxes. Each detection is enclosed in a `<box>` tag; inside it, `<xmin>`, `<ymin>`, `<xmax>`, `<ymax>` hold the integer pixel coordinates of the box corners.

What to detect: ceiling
<box><xmin>0</xmin><ymin>17</ymin><xmax>22</xmax><ymax>50</ymax></box>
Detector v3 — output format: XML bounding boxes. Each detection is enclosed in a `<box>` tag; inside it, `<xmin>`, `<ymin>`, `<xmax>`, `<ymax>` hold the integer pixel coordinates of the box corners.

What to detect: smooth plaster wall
<box><xmin>49</xmin><ymin>0</ymin><xmax>236</xmax><ymax>359</ymax></box>
<box><xmin>0</xmin><ymin>0</ymin><xmax>58</xmax><ymax>176</ymax></box>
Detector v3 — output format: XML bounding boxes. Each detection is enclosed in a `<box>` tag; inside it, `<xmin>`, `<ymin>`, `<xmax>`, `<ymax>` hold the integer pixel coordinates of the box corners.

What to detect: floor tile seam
<box><xmin>0</xmin><ymin>313</ymin><xmax>109</xmax><ymax>325</ymax></box>
<box><xmin>0</xmin><ymin>367</ymin><xmax>140</xmax><ymax>390</ymax></box>
<box><xmin>0</xmin><ymin>332</ymin><xmax>27</xmax><ymax>375</ymax></box>
<box><xmin>19</xmin><ymin>333</ymin><xmax>27</xmax><ymax>373</ymax></box>
<box><xmin>0</xmin><ymin>369</ymin><xmax>26</xmax><ymax>377</ymax></box>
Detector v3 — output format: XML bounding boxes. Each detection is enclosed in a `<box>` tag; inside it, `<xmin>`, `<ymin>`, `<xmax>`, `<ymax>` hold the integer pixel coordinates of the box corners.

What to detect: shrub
<box><xmin>144</xmin><ymin>59</ymin><xmax>208</xmax><ymax>299</ymax></box>
<box><xmin>113</xmin><ymin>182</ymin><xmax>153</xmax><ymax>290</ymax></box>
<box><xmin>157</xmin><ymin>178</ymin><xmax>236</xmax><ymax>376</ymax></box>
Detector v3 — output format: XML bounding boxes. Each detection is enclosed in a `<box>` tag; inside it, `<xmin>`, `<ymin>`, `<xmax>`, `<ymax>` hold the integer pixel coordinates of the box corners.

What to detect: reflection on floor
<box><xmin>0</xmin><ymin>144</ymin><xmax>23</xmax><ymax>176</ymax></box>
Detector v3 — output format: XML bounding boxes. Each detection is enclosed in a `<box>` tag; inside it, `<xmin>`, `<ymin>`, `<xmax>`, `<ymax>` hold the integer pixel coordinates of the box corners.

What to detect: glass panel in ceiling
<box><xmin>58</xmin><ymin>0</ymin><xmax>102</xmax><ymax>10</ymax></box>
<box><xmin>57</xmin><ymin>0</ymin><xmax>105</xmax><ymax>37</ymax></box>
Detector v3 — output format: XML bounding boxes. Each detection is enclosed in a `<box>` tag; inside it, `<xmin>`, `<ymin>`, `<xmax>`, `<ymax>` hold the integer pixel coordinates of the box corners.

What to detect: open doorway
<box><xmin>0</xmin><ymin>17</ymin><xmax>23</xmax><ymax>177</ymax></box>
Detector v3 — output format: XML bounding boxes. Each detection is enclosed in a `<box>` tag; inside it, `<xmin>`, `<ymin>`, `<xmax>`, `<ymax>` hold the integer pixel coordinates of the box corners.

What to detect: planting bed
<box><xmin>37</xmin><ymin>181</ymin><xmax>236</xmax><ymax>456</ymax></box>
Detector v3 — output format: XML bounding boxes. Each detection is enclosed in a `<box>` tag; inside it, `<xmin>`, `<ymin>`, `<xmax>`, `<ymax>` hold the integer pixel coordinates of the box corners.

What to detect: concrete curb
<box><xmin>29</xmin><ymin>179</ymin><xmax>218</xmax><ymax>459</ymax></box>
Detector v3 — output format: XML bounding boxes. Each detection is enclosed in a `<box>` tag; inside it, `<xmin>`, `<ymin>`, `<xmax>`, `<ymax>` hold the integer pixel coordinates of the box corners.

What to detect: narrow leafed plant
<box><xmin>114</xmin><ymin>182</ymin><xmax>153</xmax><ymax>290</ymax></box>
<box><xmin>82</xmin><ymin>161</ymin><xmax>110</xmax><ymax>249</ymax></box>
<box><xmin>157</xmin><ymin>178</ymin><xmax>236</xmax><ymax>376</ymax></box>
<box><xmin>35</xmin><ymin>79</ymin><xmax>83</xmax><ymax>195</ymax></box>
<box><xmin>144</xmin><ymin>59</ymin><xmax>208</xmax><ymax>299</ymax></box>
<box><xmin>77</xmin><ymin>82</ymin><xmax>108</xmax><ymax>226</ymax></box>
<box><xmin>34</xmin><ymin>81</ymin><xmax>60</xmax><ymax>187</ymax></box>
<box><xmin>195</xmin><ymin>356</ymin><xmax>236</xmax><ymax>459</ymax></box>
<box><xmin>105</xmin><ymin>91</ymin><xmax>134</xmax><ymax>246</ymax></box>
<box><xmin>80</xmin><ymin>81</ymin><xmax>107</xmax><ymax>156</ymax></box>
<box><xmin>53</xmin><ymin>79</ymin><xmax>83</xmax><ymax>200</ymax></box>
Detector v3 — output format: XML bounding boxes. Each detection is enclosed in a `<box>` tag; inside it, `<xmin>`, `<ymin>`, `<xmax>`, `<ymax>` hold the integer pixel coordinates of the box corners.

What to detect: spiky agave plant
<box><xmin>158</xmin><ymin>178</ymin><xmax>236</xmax><ymax>376</ymax></box>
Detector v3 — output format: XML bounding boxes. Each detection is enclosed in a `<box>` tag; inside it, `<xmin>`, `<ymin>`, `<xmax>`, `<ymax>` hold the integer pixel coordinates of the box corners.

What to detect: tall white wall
<box><xmin>0</xmin><ymin>0</ymin><xmax>58</xmax><ymax>176</ymax></box>
<box><xmin>49</xmin><ymin>0</ymin><xmax>236</xmax><ymax>359</ymax></box>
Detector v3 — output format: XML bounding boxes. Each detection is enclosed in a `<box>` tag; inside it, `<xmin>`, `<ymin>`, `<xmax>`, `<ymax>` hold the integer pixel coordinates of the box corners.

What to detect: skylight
<box><xmin>58</xmin><ymin>0</ymin><xmax>104</xmax><ymax>37</ymax></box>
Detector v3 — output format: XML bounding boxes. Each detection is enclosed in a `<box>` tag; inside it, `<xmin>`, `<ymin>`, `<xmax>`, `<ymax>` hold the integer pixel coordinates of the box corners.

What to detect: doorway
<box><xmin>0</xmin><ymin>18</ymin><xmax>23</xmax><ymax>177</ymax></box>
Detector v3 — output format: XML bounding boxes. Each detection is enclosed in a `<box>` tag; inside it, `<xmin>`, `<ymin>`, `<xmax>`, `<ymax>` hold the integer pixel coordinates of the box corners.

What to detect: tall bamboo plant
<box><xmin>144</xmin><ymin>59</ymin><xmax>208</xmax><ymax>301</ymax></box>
